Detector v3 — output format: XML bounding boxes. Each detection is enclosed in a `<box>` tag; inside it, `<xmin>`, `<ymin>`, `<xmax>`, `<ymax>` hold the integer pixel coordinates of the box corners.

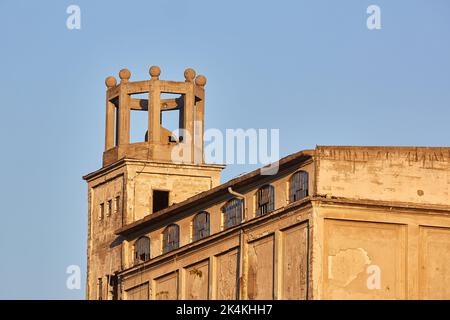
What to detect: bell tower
<box><xmin>83</xmin><ymin>66</ymin><xmax>224</xmax><ymax>299</ymax></box>
<box><xmin>103</xmin><ymin>65</ymin><xmax>207</xmax><ymax>166</ymax></box>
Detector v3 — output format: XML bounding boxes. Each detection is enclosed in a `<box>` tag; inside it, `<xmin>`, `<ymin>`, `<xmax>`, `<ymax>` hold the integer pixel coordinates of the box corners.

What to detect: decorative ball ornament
<box><xmin>195</xmin><ymin>75</ymin><xmax>207</xmax><ymax>87</ymax></box>
<box><xmin>119</xmin><ymin>69</ymin><xmax>131</xmax><ymax>82</ymax></box>
<box><xmin>149</xmin><ymin>65</ymin><xmax>161</xmax><ymax>79</ymax></box>
<box><xmin>184</xmin><ymin>68</ymin><xmax>196</xmax><ymax>82</ymax></box>
<box><xmin>105</xmin><ymin>76</ymin><xmax>117</xmax><ymax>88</ymax></box>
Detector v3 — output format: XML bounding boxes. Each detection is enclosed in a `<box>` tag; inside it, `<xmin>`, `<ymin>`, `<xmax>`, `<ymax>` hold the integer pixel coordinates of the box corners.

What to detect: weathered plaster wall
<box><xmin>88</xmin><ymin>146</ymin><xmax>450</xmax><ymax>300</ymax></box>
<box><xmin>125</xmin><ymin>161</ymin><xmax>222</xmax><ymax>223</ymax></box>
<box><xmin>312</xmin><ymin>202</ymin><xmax>450</xmax><ymax>299</ymax></box>
<box><xmin>312</xmin><ymin>146</ymin><xmax>450</xmax><ymax>300</ymax></box>
<box><xmin>121</xmin><ymin>162</ymin><xmax>313</xmax><ymax>270</ymax></box>
<box><xmin>121</xmin><ymin>205</ymin><xmax>312</xmax><ymax>300</ymax></box>
<box><xmin>87</xmin><ymin>168</ymin><xmax>125</xmax><ymax>300</ymax></box>
<box><xmin>86</xmin><ymin>160</ymin><xmax>222</xmax><ymax>300</ymax></box>
<box><xmin>315</xmin><ymin>146</ymin><xmax>450</xmax><ymax>206</ymax></box>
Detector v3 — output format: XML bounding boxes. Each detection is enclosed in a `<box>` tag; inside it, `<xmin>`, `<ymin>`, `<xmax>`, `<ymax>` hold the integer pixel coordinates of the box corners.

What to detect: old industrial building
<box><xmin>83</xmin><ymin>66</ymin><xmax>450</xmax><ymax>300</ymax></box>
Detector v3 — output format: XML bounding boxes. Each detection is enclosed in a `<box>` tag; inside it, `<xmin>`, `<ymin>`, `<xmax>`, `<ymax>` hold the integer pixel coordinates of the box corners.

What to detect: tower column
<box><xmin>118</xmin><ymin>69</ymin><xmax>131</xmax><ymax>146</ymax></box>
<box><xmin>149</xmin><ymin>66</ymin><xmax>162</xmax><ymax>144</ymax></box>
<box><xmin>194</xmin><ymin>75</ymin><xmax>207</xmax><ymax>164</ymax></box>
<box><xmin>105</xmin><ymin>76</ymin><xmax>117</xmax><ymax>150</ymax></box>
<box><xmin>183</xmin><ymin>75</ymin><xmax>195</xmax><ymax>163</ymax></box>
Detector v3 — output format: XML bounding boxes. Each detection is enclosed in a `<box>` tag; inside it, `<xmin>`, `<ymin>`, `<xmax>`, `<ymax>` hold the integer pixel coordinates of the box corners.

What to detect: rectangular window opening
<box><xmin>110</xmin><ymin>99</ymin><xmax>119</xmax><ymax>147</ymax></box>
<box><xmin>99</xmin><ymin>203</ymin><xmax>104</xmax><ymax>220</ymax></box>
<box><xmin>129</xmin><ymin>93</ymin><xmax>149</xmax><ymax>143</ymax></box>
<box><xmin>97</xmin><ymin>278</ymin><xmax>103</xmax><ymax>300</ymax></box>
<box><xmin>160</xmin><ymin>93</ymin><xmax>182</xmax><ymax>143</ymax></box>
<box><xmin>107</xmin><ymin>199</ymin><xmax>112</xmax><ymax>217</ymax></box>
<box><xmin>153</xmin><ymin>190</ymin><xmax>169</xmax><ymax>213</ymax></box>
<box><xmin>114</xmin><ymin>196</ymin><xmax>120</xmax><ymax>213</ymax></box>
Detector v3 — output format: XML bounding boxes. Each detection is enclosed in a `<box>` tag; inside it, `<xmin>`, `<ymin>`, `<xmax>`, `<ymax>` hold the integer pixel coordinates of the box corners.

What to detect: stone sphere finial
<box><xmin>105</xmin><ymin>76</ymin><xmax>117</xmax><ymax>88</ymax></box>
<box><xmin>119</xmin><ymin>69</ymin><xmax>131</xmax><ymax>82</ymax></box>
<box><xmin>184</xmin><ymin>68</ymin><xmax>196</xmax><ymax>82</ymax></box>
<box><xmin>149</xmin><ymin>65</ymin><xmax>161</xmax><ymax>79</ymax></box>
<box><xmin>195</xmin><ymin>75</ymin><xmax>207</xmax><ymax>87</ymax></box>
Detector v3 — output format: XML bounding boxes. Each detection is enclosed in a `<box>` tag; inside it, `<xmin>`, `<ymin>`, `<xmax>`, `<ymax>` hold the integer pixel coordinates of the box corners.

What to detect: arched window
<box><xmin>222</xmin><ymin>198</ymin><xmax>243</xmax><ymax>229</ymax></box>
<box><xmin>134</xmin><ymin>236</ymin><xmax>150</xmax><ymax>263</ymax></box>
<box><xmin>163</xmin><ymin>224</ymin><xmax>180</xmax><ymax>253</ymax></box>
<box><xmin>289</xmin><ymin>171</ymin><xmax>309</xmax><ymax>203</ymax></box>
<box><xmin>256</xmin><ymin>185</ymin><xmax>274</xmax><ymax>216</ymax></box>
<box><xmin>193</xmin><ymin>211</ymin><xmax>210</xmax><ymax>242</ymax></box>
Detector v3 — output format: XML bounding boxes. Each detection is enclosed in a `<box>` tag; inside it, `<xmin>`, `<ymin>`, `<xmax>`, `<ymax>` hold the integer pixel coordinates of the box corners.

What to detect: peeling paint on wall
<box><xmin>328</xmin><ymin>248</ymin><xmax>371</xmax><ymax>287</ymax></box>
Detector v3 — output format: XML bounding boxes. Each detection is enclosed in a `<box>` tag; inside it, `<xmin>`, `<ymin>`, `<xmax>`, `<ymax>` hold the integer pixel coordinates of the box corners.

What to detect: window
<box><xmin>114</xmin><ymin>195</ymin><xmax>120</xmax><ymax>213</ymax></box>
<box><xmin>289</xmin><ymin>171</ymin><xmax>309</xmax><ymax>203</ymax></box>
<box><xmin>99</xmin><ymin>203</ymin><xmax>104</xmax><ymax>220</ymax></box>
<box><xmin>162</xmin><ymin>224</ymin><xmax>179</xmax><ymax>253</ymax></box>
<box><xmin>153</xmin><ymin>190</ymin><xmax>169</xmax><ymax>213</ymax></box>
<box><xmin>222</xmin><ymin>198</ymin><xmax>243</xmax><ymax>229</ymax></box>
<box><xmin>97</xmin><ymin>278</ymin><xmax>103</xmax><ymax>300</ymax></box>
<box><xmin>135</xmin><ymin>236</ymin><xmax>151</xmax><ymax>263</ymax></box>
<box><xmin>256</xmin><ymin>185</ymin><xmax>274</xmax><ymax>216</ymax></box>
<box><xmin>106</xmin><ymin>199</ymin><xmax>112</xmax><ymax>217</ymax></box>
<box><xmin>192</xmin><ymin>211</ymin><xmax>210</xmax><ymax>242</ymax></box>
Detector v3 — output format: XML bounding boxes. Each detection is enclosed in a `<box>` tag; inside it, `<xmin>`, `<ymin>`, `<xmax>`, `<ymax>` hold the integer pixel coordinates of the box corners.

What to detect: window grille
<box><xmin>135</xmin><ymin>236</ymin><xmax>151</xmax><ymax>263</ymax></box>
<box><xmin>256</xmin><ymin>185</ymin><xmax>274</xmax><ymax>216</ymax></box>
<box><xmin>163</xmin><ymin>224</ymin><xmax>180</xmax><ymax>253</ymax></box>
<box><xmin>222</xmin><ymin>198</ymin><xmax>243</xmax><ymax>229</ymax></box>
<box><xmin>289</xmin><ymin>171</ymin><xmax>309</xmax><ymax>203</ymax></box>
<box><xmin>193</xmin><ymin>211</ymin><xmax>210</xmax><ymax>241</ymax></box>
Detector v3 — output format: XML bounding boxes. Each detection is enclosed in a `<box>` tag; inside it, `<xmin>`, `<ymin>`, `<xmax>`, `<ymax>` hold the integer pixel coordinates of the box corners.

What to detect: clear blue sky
<box><xmin>0</xmin><ymin>0</ymin><xmax>448</xmax><ymax>299</ymax></box>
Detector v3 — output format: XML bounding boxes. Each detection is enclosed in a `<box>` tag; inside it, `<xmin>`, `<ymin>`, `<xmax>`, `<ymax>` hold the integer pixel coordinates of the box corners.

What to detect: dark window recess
<box><xmin>135</xmin><ymin>236</ymin><xmax>151</xmax><ymax>263</ymax></box>
<box><xmin>153</xmin><ymin>190</ymin><xmax>169</xmax><ymax>213</ymax></box>
<box><xmin>99</xmin><ymin>203</ymin><xmax>104</xmax><ymax>220</ymax></box>
<box><xmin>289</xmin><ymin>171</ymin><xmax>309</xmax><ymax>203</ymax></box>
<box><xmin>163</xmin><ymin>224</ymin><xmax>180</xmax><ymax>253</ymax></box>
<box><xmin>97</xmin><ymin>278</ymin><xmax>103</xmax><ymax>300</ymax></box>
<box><xmin>193</xmin><ymin>211</ymin><xmax>210</xmax><ymax>242</ymax></box>
<box><xmin>222</xmin><ymin>198</ymin><xmax>243</xmax><ymax>229</ymax></box>
<box><xmin>256</xmin><ymin>185</ymin><xmax>275</xmax><ymax>216</ymax></box>
<box><xmin>114</xmin><ymin>196</ymin><xmax>120</xmax><ymax>213</ymax></box>
<box><xmin>108</xmin><ymin>274</ymin><xmax>119</xmax><ymax>300</ymax></box>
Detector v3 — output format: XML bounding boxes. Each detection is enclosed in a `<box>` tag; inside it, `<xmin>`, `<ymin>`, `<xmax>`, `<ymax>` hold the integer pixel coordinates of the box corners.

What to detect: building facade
<box><xmin>84</xmin><ymin>67</ymin><xmax>450</xmax><ymax>300</ymax></box>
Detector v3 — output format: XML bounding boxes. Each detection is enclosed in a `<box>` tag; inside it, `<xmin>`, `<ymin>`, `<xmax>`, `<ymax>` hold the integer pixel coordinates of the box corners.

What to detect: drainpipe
<box><xmin>227</xmin><ymin>187</ymin><xmax>246</xmax><ymax>299</ymax></box>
